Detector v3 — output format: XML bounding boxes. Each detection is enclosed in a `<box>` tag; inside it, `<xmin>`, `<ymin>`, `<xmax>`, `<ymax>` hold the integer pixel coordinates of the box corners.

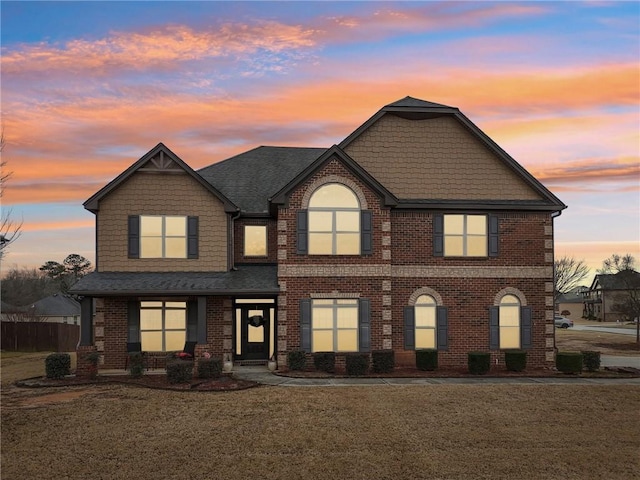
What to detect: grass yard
<box><xmin>555</xmin><ymin>329</ymin><xmax>640</xmax><ymax>356</ymax></box>
<box><xmin>2</xmin><ymin>382</ymin><xmax>639</xmax><ymax>480</ymax></box>
<box><xmin>0</xmin><ymin>351</ymin><xmax>77</xmax><ymax>386</ymax></box>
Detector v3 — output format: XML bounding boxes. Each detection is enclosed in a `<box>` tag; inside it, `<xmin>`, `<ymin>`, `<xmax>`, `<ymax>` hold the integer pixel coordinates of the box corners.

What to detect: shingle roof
<box><xmin>384</xmin><ymin>96</ymin><xmax>453</xmax><ymax>109</ymax></box>
<box><xmin>31</xmin><ymin>294</ymin><xmax>81</xmax><ymax>316</ymax></box>
<box><xmin>68</xmin><ymin>266</ymin><xmax>279</xmax><ymax>296</ymax></box>
<box><xmin>198</xmin><ymin>146</ymin><xmax>326</xmax><ymax>214</ymax></box>
<box><xmin>593</xmin><ymin>271</ymin><xmax>640</xmax><ymax>290</ymax></box>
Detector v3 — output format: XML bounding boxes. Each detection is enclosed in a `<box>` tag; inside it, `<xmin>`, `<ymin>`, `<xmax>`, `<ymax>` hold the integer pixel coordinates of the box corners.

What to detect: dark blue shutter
<box><xmin>187</xmin><ymin>300</ymin><xmax>198</xmax><ymax>342</ymax></box>
<box><xmin>361</xmin><ymin>210</ymin><xmax>373</xmax><ymax>255</ymax></box>
<box><xmin>187</xmin><ymin>216</ymin><xmax>199</xmax><ymax>259</ymax></box>
<box><xmin>403</xmin><ymin>306</ymin><xmax>415</xmax><ymax>350</ymax></box>
<box><xmin>489</xmin><ymin>306</ymin><xmax>499</xmax><ymax>350</ymax></box>
<box><xmin>197</xmin><ymin>297</ymin><xmax>207</xmax><ymax>344</ymax></box>
<box><xmin>358</xmin><ymin>299</ymin><xmax>371</xmax><ymax>352</ymax></box>
<box><xmin>488</xmin><ymin>215</ymin><xmax>499</xmax><ymax>257</ymax></box>
<box><xmin>433</xmin><ymin>214</ymin><xmax>444</xmax><ymax>257</ymax></box>
<box><xmin>520</xmin><ymin>306</ymin><xmax>533</xmax><ymax>349</ymax></box>
<box><xmin>128</xmin><ymin>215</ymin><xmax>140</xmax><ymax>258</ymax></box>
<box><xmin>297</xmin><ymin>210</ymin><xmax>308</xmax><ymax>254</ymax></box>
<box><xmin>299</xmin><ymin>299</ymin><xmax>311</xmax><ymax>352</ymax></box>
<box><xmin>127</xmin><ymin>300</ymin><xmax>140</xmax><ymax>343</ymax></box>
<box><xmin>436</xmin><ymin>306</ymin><xmax>448</xmax><ymax>351</ymax></box>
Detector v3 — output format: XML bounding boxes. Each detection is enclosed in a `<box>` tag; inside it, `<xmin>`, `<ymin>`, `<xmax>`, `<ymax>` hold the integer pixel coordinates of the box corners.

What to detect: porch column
<box><xmin>197</xmin><ymin>296</ymin><xmax>207</xmax><ymax>344</ymax></box>
<box><xmin>79</xmin><ymin>296</ymin><xmax>94</xmax><ymax>346</ymax></box>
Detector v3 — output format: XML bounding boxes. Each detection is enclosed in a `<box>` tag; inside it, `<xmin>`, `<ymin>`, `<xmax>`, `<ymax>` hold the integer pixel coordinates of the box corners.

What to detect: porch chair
<box><xmin>124</xmin><ymin>342</ymin><xmax>148</xmax><ymax>370</ymax></box>
<box><xmin>176</xmin><ymin>341</ymin><xmax>197</xmax><ymax>360</ymax></box>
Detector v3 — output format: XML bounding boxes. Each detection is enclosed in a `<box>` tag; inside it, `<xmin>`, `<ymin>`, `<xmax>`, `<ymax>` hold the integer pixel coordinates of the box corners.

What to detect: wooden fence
<box><xmin>1</xmin><ymin>322</ymin><xmax>79</xmax><ymax>352</ymax></box>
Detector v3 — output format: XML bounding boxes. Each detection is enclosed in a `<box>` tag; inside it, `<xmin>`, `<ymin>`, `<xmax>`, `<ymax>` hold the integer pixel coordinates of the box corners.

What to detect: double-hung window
<box><xmin>498</xmin><ymin>295</ymin><xmax>520</xmax><ymax>349</ymax></box>
<box><xmin>444</xmin><ymin>214</ymin><xmax>487</xmax><ymax>257</ymax></box>
<box><xmin>414</xmin><ymin>295</ymin><xmax>437</xmax><ymax>349</ymax></box>
<box><xmin>311</xmin><ymin>299</ymin><xmax>359</xmax><ymax>352</ymax></box>
<box><xmin>308</xmin><ymin>184</ymin><xmax>360</xmax><ymax>255</ymax></box>
<box><xmin>140</xmin><ymin>215</ymin><xmax>186</xmax><ymax>258</ymax></box>
<box><xmin>140</xmin><ymin>301</ymin><xmax>187</xmax><ymax>351</ymax></box>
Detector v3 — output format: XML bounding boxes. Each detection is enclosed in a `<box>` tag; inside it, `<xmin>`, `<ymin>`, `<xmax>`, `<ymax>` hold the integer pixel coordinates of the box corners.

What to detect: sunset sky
<box><xmin>1</xmin><ymin>1</ymin><xmax>638</xmax><ymax>282</ymax></box>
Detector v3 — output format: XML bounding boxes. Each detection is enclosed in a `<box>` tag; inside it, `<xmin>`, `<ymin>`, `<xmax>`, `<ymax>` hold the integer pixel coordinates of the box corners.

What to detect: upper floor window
<box><xmin>140</xmin><ymin>215</ymin><xmax>186</xmax><ymax>258</ymax></box>
<box><xmin>128</xmin><ymin>215</ymin><xmax>198</xmax><ymax>259</ymax></box>
<box><xmin>308</xmin><ymin>184</ymin><xmax>360</xmax><ymax>255</ymax></box>
<box><xmin>244</xmin><ymin>225</ymin><xmax>267</xmax><ymax>257</ymax></box>
<box><xmin>444</xmin><ymin>214</ymin><xmax>487</xmax><ymax>257</ymax></box>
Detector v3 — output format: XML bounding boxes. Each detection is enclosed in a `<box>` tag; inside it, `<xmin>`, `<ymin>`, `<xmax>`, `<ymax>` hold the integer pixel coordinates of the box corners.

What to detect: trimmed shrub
<box><xmin>166</xmin><ymin>360</ymin><xmax>193</xmax><ymax>383</ymax></box>
<box><xmin>128</xmin><ymin>352</ymin><xmax>145</xmax><ymax>378</ymax></box>
<box><xmin>287</xmin><ymin>350</ymin><xmax>307</xmax><ymax>371</ymax></box>
<box><xmin>372</xmin><ymin>349</ymin><xmax>395</xmax><ymax>373</ymax></box>
<box><xmin>556</xmin><ymin>351</ymin><xmax>583</xmax><ymax>374</ymax></box>
<box><xmin>416</xmin><ymin>349</ymin><xmax>438</xmax><ymax>371</ymax></box>
<box><xmin>468</xmin><ymin>352</ymin><xmax>490</xmax><ymax>375</ymax></box>
<box><xmin>197</xmin><ymin>357</ymin><xmax>222</xmax><ymax>379</ymax></box>
<box><xmin>581</xmin><ymin>350</ymin><xmax>601</xmax><ymax>372</ymax></box>
<box><xmin>45</xmin><ymin>353</ymin><xmax>71</xmax><ymax>379</ymax></box>
<box><xmin>345</xmin><ymin>353</ymin><xmax>369</xmax><ymax>376</ymax></box>
<box><xmin>504</xmin><ymin>350</ymin><xmax>527</xmax><ymax>372</ymax></box>
<box><xmin>313</xmin><ymin>352</ymin><xmax>336</xmax><ymax>373</ymax></box>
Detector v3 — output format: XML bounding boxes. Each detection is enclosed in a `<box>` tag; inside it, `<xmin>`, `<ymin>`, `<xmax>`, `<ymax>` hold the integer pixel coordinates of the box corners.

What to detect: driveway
<box><xmin>601</xmin><ymin>355</ymin><xmax>640</xmax><ymax>369</ymax></box>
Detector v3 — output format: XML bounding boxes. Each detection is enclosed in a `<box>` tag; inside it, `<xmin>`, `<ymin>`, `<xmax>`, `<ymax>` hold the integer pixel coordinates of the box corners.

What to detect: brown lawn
<box><xmin>556</xmin><ymin>329</ymin><xmax>640</xmax><ymax>356</ymax></box>
<box><xmin>2</xmin><ymin>383</ymin><xmax>639</xmax><ymax>480</ymax></box>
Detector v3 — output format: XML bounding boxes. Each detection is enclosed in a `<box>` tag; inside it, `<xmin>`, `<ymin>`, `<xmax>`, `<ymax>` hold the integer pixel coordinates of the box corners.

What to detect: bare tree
<box><xmin>599</xmin><ymin>254</ymin><xmax>640</xmax><ymax>345</ymax></box>
<box><xmin>554</xmin><ymin>256</ymin><xmax>589</xmax><ymax>301</ymax></box>
<box><xmin>0</xmin><ymin>131</ymin><xmax>23</xmax><ymax>258</ymax></box>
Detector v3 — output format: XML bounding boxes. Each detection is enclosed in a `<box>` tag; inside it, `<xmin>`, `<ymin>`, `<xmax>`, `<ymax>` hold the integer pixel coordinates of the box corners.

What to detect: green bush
<box><xmin>372</xmin><ymin>350</ymin><xmax>394</xmax><ymax>373</ymax></box>
<box><xmin>581</xmin><ymin>351</ymin><xmax>601</xmax><ymax>372</ymax></box>
<box><xmin>128</xmin><ymin>352</ymin><xmax>145</xmax><ymax>378</ymax></box>
<box><xmin>166</xmin><ymin>360</ymin><xmax>193</xmax><ymax>383</ymax></box>
<box><xmin>287</xmin><ymin>350</ymin><xmax>307</xmax><ymax>371</ymax></box>
<box><xmin>197</xmin><ymin>357</ymin><xmax>222</xmax><ymax>379</ymax></box>
<box><xmin>45</xmin><ymin>353</ymin><xmax>71</xmax><ymax>379</ymax></box>
<box><xmin>313</xmin><ymin>352</ymin><xmax>335</xmax><ymax>373</ymax></box>
<box><xmin>416</xmin><ymin>349</ymin><xmax>438</xmax><ymax>371</ymax></box>
<box><xmin>345</xmin><ymin>353</ymin><xmax>369</xmax><ymax>376</ymax></box>
<box><xmin>468</xmin><ymin>352</ymin><xmax>490</xmax><ymax>375</ymax></box>
<box><xmin>504</xmin><ymin>350</ymin><xmax>527</xmax><ymax>372</ymax></box>
<box><xmin>556</xmin><ymin>351</ymin><xmax>583</xmax><ymax>374</ymax></box>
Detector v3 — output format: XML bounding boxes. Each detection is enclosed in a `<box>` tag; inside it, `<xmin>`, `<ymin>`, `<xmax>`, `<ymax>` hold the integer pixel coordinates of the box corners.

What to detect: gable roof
<box><xmin>591</xmin><ymin>271</ymin><xmax>640</xmax><ymax>291</ymax></box>
<box><xmin>31</xmin><ymin>294</ymin><xmax>81</xmax><ymax>317</ymax></box>
<box><xmin>84</xmin><ymin>143</ymin><xmax>237</xmax><ymax>213</ymax></box>
<box><xmin>198</xmin><ymin>146</ymin><xmax>326</xmax><ymax>214</ymax></box>
<box><xmin>270</xmin><ymin>145</ymin><xmax>398</xmax><ymax>208</ymax></box>
<box><xmin>339</xmin><ymin>96</ymin><xmax>566</xmax><ymax>211</ymax></box>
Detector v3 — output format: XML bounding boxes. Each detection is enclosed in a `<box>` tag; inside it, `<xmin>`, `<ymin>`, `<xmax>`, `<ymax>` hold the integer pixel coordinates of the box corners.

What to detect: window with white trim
<box><xmin>312</xmin><ymin>299</ymin><xmax>358</xmax><ymax>352</ymax></box>
<box><xmin>140</xmin><ymin>215</ymin><xmax>187</xmax><ymax>258</ymax></box>
<box><xmin>499</xmin><ymin>295</ymin><xmax>520</xmax><ymax>349</ymax></box>
<box><xmin>415</xmin><ymin>295</ymin><xmax>436</xmax><ymax>349</ymax></box>
<box><xmin>444</xmin><ymin>214</ymin><xmax>487</xmax><ymax>257</ymax></box>
<box><xmin>308</xmin><ymin>184</ymin><xmax>360</xmax><ymax>255</ymax></box>
<box><xmin>140</xmin><ymin>301</ymin><xmax>187</xmax><ymax>351</ymax></box>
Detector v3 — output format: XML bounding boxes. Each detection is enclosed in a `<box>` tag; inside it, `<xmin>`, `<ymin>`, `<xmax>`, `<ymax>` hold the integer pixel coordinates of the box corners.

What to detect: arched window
<box><xmin>499</xmin><ymin>294</ymin><xmax>521</xmax><ymax>349</ymax></box>
<box><xmin>308</xmin><ymin>184</ymin><xmax>360</xmax><ymax>255</ymax></box>
<box><xmin>415</xmin><ymin>295</ymin><xmax>437</xmax><ymax>349</ymax></box>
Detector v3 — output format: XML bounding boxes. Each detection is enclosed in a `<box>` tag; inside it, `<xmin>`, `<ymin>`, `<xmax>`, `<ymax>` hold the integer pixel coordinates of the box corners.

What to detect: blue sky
<box><xmin>1</xmin><ymin>1</ymin><xmax>639</xmax><ymax>279</ymax></box>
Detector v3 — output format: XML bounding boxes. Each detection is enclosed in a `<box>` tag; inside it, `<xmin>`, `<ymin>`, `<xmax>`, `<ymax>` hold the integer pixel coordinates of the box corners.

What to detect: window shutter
<box><xmin>489</xmin><ymin>306</ymin><xmax>499</xmax><ymax>350</ymax></box>
<box><xmin>127</xmin><ymin>300</ymin><xmax>140</xmax><ymax>343</ymax></box>
<box><xmin>436</xmin><ymin>306</ymin><xmax>448</xmax><ymax>351</ymax></box>
<box><xmin>299</xmin><ymin>299</ymin><xmax>311</xmax><ymax>352</ymax></box>
<box><xmin>433</xmin><ymin>214</ymin><xmax>444</xmax><ymax>257</ymax></box>
<box><xmin>187</xmin><ymin>216</ymin><xmax>199</xmax><ymax>259</ymax></box>
<box><xmin>488</xmin><ymin>215</ymin><xmax>499</xmax><ymax>257</ymax></box>
<box><xmin>128</xmin><ymin>215</ymin><xmax>140</xmax><ymax>258</ymax></box>
<box><xmin>187</xmin><ymin>300</ymin><xmax>198</xmax><ymax>342</ymax></box>
<box><xmin>297</xmin><ymin>210</ymin><xmax>308</xmax><ymax>254</ymax></box>
<box><xmin>358</xmin><ymin>298</ymin><xmax>371</xmax><ymax>352</ymax></box>
<box><xmin>520</xmin><ymin>306</ymin><xmax>533</xmax><ymax>349</ymax></box>
<box><xmin>360</xmin><ymin>210</ymin><xmax>373</xmax><ymax>255</ymax></box>
<box><xmin>403</xmin><ymin>306</ymin><xmax>415</xmax><ymax>350</ymax></box>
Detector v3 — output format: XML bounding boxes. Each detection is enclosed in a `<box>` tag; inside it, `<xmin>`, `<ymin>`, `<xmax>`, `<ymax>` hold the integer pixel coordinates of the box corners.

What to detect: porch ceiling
<box><xmin>68</xmin><ymin>265</ymin><xmax>279</xmax><ymax>296</ymax></box>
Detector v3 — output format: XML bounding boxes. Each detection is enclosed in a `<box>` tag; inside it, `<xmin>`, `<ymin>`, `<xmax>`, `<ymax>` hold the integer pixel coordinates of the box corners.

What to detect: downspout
<box><xmin>551</xmin><ymin>210</ymin><xmax>562</xmax><ymax>353</ymax></box>
<box><xmin>229</xmin><ymin>209</ymin><xmax>241</xmax><ymax>271</ymax></box>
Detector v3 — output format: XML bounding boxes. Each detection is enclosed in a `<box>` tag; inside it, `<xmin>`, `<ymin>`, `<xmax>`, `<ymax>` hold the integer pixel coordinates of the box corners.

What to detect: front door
<box><xmin>235</xmin><ymin>300</ymin><xmax>275</xmax><ymax>361</ymax></box>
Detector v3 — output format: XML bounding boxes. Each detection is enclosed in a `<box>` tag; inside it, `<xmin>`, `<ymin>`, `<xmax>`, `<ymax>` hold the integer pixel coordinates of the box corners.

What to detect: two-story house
<box><xmin>70</xmin><ymin>97</ymin><xmax>566</xmax><ymax>371</ymax></box>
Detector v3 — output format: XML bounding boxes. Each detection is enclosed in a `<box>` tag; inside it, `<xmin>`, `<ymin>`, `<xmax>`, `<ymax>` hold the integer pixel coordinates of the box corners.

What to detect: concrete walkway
<box><xmin>231</xmin><ymin>366</ymin><xmax>640</xmax><ymax>386</ymax></box>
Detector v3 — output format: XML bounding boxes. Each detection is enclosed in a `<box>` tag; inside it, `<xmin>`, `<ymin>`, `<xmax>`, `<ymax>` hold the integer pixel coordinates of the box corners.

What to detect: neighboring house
<box><xmin>555</xmin><ymin>286</ymin><xmax>589</xmax><ymax>319</ymax></box>
<box><xmin>1</xmin><ymin>301</ymin><xmax>26</xmax><ymax>321</ymax></box>
<box><xmin>70</xmin><ymin>97</ymin><xmax>566</xmax><ymax>370</ymax></box>
<box><xmin>584</xmin><ymin>271</ymin><xmax>640</xmax><ymax>322</ymax></box>
<box><xmin>30</xmin><ymin>294</ymin><xmax>81</xmax><ymax>324</ymax></box>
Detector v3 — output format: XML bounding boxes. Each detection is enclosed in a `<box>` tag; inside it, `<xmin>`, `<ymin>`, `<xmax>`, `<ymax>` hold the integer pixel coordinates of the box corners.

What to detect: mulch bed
<box><xmin>15</xmin><ymin>374</ymin><xmax>258</xmax><ymax>392</ymax></box>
